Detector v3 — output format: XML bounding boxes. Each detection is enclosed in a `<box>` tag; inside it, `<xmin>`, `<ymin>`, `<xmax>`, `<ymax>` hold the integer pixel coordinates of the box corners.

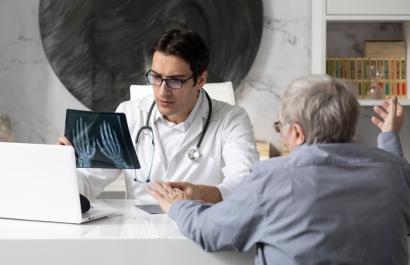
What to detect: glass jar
<box><xmin>366</xmin><ymin>65</ymin><xmax>385</xmax><ymax>100</ymax></box>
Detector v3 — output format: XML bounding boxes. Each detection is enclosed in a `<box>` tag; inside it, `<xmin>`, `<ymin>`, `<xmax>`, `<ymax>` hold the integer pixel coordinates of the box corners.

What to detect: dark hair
<box><xmin>150</xmin><ymin>28</ymin><xmax>209</xmax><ymax>84</ymax></box>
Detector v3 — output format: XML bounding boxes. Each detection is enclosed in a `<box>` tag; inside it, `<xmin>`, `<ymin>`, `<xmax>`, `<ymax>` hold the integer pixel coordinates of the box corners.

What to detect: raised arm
<box><xmin>371</xmin><ymin>96</ymin><xmax>405</xmax><ymax>157</ymax></box>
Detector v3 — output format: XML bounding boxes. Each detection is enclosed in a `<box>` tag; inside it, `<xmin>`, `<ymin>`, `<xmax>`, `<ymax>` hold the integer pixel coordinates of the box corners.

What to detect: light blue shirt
<box><xmin>169</xmin><ymin>132</ymin><xmax>410</xmax><ymax>265</ymax></box>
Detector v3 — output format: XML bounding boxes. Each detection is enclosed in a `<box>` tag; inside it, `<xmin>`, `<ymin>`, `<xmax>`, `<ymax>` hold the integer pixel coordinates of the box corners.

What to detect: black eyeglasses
<box><xmin>273</xmin><ymin>121</ymin><xmax>282</xmax><ymax>133</ymax></box>
<box><xmin>145</xmin><ymin>71</ymin><xmax>194</xmax><ymax>89</ymax></box>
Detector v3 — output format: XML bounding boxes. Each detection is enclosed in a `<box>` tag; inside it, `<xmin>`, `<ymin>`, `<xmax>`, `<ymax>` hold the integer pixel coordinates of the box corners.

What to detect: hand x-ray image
<box><xmin>65</xmin><ymin>109</ymin><xmax>140</xmax><ymax>169</ymax></box>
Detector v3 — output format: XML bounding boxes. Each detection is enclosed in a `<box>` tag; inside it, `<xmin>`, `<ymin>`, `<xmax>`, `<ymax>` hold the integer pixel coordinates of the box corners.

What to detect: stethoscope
<box><xmin>134</xmin><ymin>90</ymin><xmax>212</xmax><ymax>183</ymax></box>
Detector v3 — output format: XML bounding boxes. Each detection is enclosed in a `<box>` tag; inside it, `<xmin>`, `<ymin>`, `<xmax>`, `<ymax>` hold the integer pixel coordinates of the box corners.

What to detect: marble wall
<box><xmin>237</xmin><ymin>0</ymin><xmax>312</xmax><ymax>150</ymax></box>
<box><xmin>1</xmin><ymin>0</ymin><xmax>408</xmax><ymax>157</ymax></box>
<box><xmin>0</xmin><ymin>1</ymin><xmax>85</xmax><ymax>143</ymax></box>
<box><xmin>327</xmin><ymin>22</ymin><xmax>403</xmax><ymax>57</ymax></box>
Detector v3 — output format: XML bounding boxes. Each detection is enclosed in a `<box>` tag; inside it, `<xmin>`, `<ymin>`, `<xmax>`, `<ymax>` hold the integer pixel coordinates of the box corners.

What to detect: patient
<box><xmin>148</xmin><ymin>75</ymin><xmax>410</xmax><ymax>265</ymax></box>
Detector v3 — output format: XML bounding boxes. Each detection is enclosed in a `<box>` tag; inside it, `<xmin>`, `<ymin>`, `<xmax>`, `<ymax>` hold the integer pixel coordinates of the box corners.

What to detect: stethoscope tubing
<box><xmin>134</xmin><ymin>89</ymin><xmax>212</xmax><ymax>182</ymax></box>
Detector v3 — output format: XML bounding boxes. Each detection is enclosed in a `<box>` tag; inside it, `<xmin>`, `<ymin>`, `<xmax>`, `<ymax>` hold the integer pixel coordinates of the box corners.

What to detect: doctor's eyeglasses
<box><xmin>145</xmin><ymin>71</ymin><xmax>193</xmax><ymax>89</ymax></box>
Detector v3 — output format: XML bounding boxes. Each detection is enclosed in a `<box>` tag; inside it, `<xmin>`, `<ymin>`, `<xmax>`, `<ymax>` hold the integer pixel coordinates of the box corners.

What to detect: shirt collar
<box><xmin>154</xmin><ymin>90</ymin><xmax>206</xmax><ymax>132</ymax></box>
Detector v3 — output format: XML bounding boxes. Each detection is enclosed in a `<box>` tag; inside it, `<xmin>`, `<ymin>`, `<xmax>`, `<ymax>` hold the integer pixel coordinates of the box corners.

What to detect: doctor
<box><xmin>58</xmin><ymin>28</ymin><xmax>259</xmax><ymax>204</ymax></box>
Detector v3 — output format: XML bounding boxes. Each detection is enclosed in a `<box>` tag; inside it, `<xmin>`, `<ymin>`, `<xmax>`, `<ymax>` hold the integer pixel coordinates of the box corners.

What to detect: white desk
<box><xmin>0</xmin><ymin>200</ymin><xmax>254</xmax><ymax>265</ymax></box>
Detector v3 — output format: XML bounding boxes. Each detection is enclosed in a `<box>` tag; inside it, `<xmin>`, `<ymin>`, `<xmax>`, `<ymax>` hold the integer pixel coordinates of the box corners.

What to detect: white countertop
<box><xmin>2</xmin><ymin>199</ymin><xmax>410</xmax><ymax>265</ymax></box>
<box><xmin>0</xmin><ymin>199</ymin><xmax>183</xmax><ymax>240</ymax></box>
<box><xmin>0</xmin><ymin>199</ymin><xmax>255</xmax><ymax>265</ymax></box>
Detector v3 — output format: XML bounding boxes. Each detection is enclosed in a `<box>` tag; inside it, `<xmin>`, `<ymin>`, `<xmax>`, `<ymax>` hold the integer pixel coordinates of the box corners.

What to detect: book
<box><xmin>64</xmin><ymin>109</ymin><xmax>140</xmax><ymax>169</ymax></box>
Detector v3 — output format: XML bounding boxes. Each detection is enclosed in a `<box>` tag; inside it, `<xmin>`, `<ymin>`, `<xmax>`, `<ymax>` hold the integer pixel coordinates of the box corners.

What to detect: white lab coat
<box><xmin>77</xmin><ymin>91</ymin><xmax>259</xmax><ymax>204</ymax></box>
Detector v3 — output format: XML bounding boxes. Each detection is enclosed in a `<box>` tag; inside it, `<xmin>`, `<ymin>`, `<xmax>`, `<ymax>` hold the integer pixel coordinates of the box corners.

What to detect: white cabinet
<box><xmin>312</xmin><ymin>0</ymin><xmax>410</xmax><ymax>105</ymax></box>
<box><xmin>327</xmin><ymin>0</ymin><xmax>410</xmax><ymax>16</ymax></box>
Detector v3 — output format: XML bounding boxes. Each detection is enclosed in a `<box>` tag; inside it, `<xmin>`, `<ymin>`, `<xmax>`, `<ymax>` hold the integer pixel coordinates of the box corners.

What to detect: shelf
<box><xmin>359</xmin><ymin>98</ymin><xmax>410</xmax><ymax>106</ymax></box>
<box><xmin>326</xmin><ymin>15</ymin><xmax>410</xmax><ymax>22</ymax></box>
<box><xmin>326</xmin><ymin>0</ymin><xmax>410</xmax><ymax>16</ymax></box>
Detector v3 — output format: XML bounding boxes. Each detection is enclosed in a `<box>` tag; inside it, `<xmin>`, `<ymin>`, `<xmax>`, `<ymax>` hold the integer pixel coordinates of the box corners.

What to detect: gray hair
<box><xmin>280</xmin><ymin>74</ymin><xmax>359</xmax><ymax>144</ymax></box>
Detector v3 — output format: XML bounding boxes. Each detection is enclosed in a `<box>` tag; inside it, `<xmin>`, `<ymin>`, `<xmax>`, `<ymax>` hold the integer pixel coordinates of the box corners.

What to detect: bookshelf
<box><xmin>312</xmin><ymin>0</ymin><xmax>410</xmax><ymax>106</ymax></box>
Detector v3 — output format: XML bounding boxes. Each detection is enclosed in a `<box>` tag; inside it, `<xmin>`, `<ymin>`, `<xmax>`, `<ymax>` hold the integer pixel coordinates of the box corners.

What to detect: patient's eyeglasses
<box><xmin>273</xmin><ymin>121</ymin><xmax>282</xmax><ymax>133</ymax></box>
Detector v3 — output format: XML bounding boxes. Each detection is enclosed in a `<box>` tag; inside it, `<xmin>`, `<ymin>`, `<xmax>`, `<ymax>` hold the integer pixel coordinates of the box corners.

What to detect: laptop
<box><xmin>0</xmin><ymin>142</ymin><xmax>118</xmax><ymax>224</ymax></box>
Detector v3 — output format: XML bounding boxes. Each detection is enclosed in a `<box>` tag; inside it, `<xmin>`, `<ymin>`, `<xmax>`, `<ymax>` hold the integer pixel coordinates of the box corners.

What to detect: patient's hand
<box><xmin>146</xmin><ymin>181</ymin><xmax>187</xmax><ymax>214</ymax></box>
<box><xmin>371</xmin><ymin>96</ymin><xmax>405</xmax><ymax>133</ymax></box>
<box><xmin>168</xmin><ymin>182</ymin><xmax>201</xmax><ymax>201</ymax></box>
<box><xmin>169</xmin><ymin>182</ymin><xmax>222</xmax><ymax>203</ymax></box>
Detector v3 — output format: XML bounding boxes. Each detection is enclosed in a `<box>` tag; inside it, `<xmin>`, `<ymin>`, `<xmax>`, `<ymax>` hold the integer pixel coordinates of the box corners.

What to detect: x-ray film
<box><xmin>65</xmin><ymin>109</ymin><xmax>140</xmax><ymax>169</ymax></box>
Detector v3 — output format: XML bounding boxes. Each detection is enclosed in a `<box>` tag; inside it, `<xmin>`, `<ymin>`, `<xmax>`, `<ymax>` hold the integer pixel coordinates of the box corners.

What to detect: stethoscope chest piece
<box><xmin>187</xmin><ymin>147</ymin><xmax>201</xmax><ymax>161</ymax></box>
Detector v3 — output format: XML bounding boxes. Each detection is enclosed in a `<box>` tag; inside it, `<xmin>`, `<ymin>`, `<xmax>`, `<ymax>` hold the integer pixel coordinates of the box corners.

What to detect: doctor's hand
<box><xmin>372</xmin><ymin>96</ymin><xmax>405</xmax><ymax>133</ymax></box>
<box><xmin>146</xmin><ymin>181</ymin><xmax>187</xmax><ymax>214</ymax></box>
<box><xmin>56</xmin><ymin>136</ymin><xmax>73</xmax><ymax>146</ymax></box>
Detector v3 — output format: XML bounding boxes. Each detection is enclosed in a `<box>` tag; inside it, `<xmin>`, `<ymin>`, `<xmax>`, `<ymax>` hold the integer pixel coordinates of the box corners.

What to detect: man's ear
<box><xmin>196</xmin><ymin>70</ymin><xmax>207</xmax><ymax>88</ymax></box>
<box><xmin>292</xmin><ymin>122</ymin><xmax>305</xmax><ymax>145</ymax></box>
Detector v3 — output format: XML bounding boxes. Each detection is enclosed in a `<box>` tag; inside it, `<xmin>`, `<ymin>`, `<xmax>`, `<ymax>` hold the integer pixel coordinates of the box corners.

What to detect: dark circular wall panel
<box><xmin>39</xmin><ymin>0</ymin><xmax>263</xmax><ymax>111</ymax></box>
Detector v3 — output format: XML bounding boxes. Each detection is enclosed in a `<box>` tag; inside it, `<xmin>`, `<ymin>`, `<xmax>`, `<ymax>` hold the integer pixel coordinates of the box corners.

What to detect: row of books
<box><xmin>326</xmin><ymin>57</ymin><xmax>407</xmax><ymax>98</ymax></box>
<box><xmin>349</xmin><ymin>79</ymin><xmax>406</xmax><ymax>99</ymax></box>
